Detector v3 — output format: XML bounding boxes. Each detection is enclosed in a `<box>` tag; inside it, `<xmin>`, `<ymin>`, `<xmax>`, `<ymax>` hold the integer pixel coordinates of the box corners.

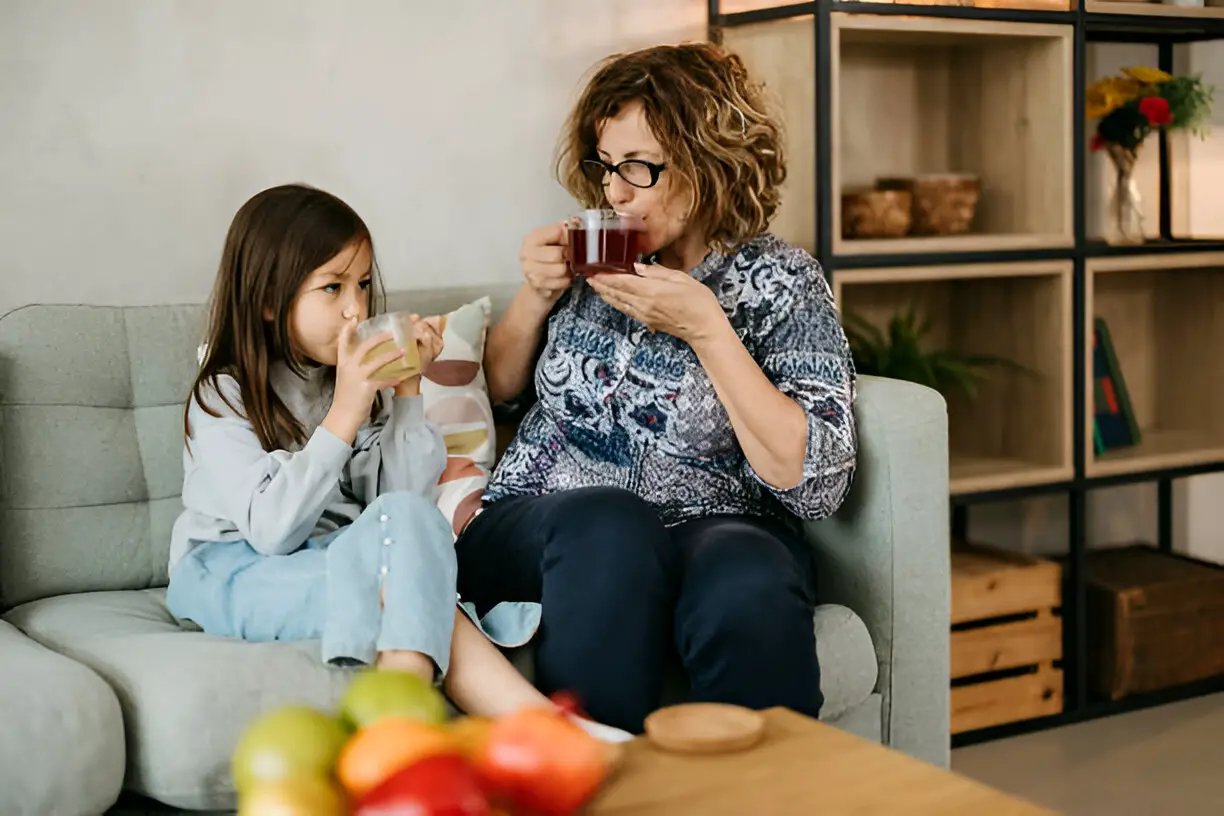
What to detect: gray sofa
<box><xmin>0</xmin><ymin>287</ymin><xmax>950</xmax><ymax>814</ymax></box>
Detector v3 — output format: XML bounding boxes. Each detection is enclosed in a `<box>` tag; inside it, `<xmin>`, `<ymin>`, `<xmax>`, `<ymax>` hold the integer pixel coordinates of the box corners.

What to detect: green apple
<box><xmin>231</xmin><ymin>705</ymin><xmax>348</xmax><ymax>796</ymax></box>
<box><xmin>339</xmin><ymin>668</ymin><xmax>448</xmax><ymax>730</ymax></box>
<box><xmin>238</xmin><ymin>775</ymin><xmax>348</xmax><ymax>816</ymax></box>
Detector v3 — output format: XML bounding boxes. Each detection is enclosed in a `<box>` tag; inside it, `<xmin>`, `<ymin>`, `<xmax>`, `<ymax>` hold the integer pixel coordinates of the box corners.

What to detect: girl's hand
<box><xmin>416</xmin><ymin>314</ymin><xmax>445</xmax><ymax>370</ymax></box>
<box><xmin>394</xmin><ymin>314</ymin><xmax>445</xmax><ymax>397</ymax></box>
<box><xmin>588</xmin><ymin>263</ymin><xmax>726</xmax><ymax>347</ymax></box>
<box><xmin>323</xmin><ymin>319</ymin><xmax>411</xmax><ymax>443</ymax></box>
<box><xmin>520</xmin><ymin>221</ymin><xmax>573</xmax><ymax>306</ymax></box>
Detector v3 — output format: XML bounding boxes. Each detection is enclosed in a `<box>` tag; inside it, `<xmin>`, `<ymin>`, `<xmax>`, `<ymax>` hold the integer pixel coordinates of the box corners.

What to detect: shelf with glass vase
<box><xmin>1087</xmin><ymin>65</ymin><xmax>1214</xmax><ymax>246</ymax></box>
<box><xmin>832</xmin><ymin>14</ymin><xmax>1074</xmax><ymax>257</ymax></box>
<box><xmin>833</xmin><ymin>261</ymin><xmax>1074</xmax><ymax>495</ymax></box>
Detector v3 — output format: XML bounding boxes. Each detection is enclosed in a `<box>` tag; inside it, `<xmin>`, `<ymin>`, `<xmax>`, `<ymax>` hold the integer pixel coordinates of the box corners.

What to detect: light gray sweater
<box><xmin>168</xmin><ymin>362</ymin><xmax>447</xmax><ymax>572</ymax></box>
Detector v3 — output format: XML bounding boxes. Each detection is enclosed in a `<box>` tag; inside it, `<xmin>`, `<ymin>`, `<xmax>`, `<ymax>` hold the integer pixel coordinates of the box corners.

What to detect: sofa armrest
<box><xmin>0</xmin><ymin>619</ymin><xmax>126</xmax><ymax>815</ymax></box>
<box><xmin>804</xmin><ymin>374</ymin><xmax>951</xmax><ymax>768</ymax></box>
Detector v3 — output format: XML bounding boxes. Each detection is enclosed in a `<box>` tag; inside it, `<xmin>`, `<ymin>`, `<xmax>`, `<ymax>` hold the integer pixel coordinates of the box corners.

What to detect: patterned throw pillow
<box><xmin>421</xmin><ymin>297</ymin><xmax>496</xmax><ymax>538</ymax></box>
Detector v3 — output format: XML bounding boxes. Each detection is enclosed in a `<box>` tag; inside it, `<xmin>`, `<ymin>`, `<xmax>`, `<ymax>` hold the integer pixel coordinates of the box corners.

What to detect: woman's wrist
<box><xmin>518</xmin><ymin>282</ymin><xmax>562</xmax><ymax>321</ymax></box>
<box><xmin>686</xmin><ymin>305</ymin><xmax>735</xmax><ymax>354</ymax></box>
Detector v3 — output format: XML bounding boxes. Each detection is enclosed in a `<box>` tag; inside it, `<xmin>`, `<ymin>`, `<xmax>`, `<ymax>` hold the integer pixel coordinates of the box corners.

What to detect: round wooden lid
<box><xmin>643</xmin><ymin>703</ymin><xmax>766</xmax><ymax>754</ymax></box>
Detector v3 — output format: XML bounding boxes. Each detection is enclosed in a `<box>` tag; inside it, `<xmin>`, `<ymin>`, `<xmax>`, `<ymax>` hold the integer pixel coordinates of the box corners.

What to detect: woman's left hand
<box><xmin>588</xmin><ymin>263</ymin><xmax>725</xmax><ymax>346</ymax></box>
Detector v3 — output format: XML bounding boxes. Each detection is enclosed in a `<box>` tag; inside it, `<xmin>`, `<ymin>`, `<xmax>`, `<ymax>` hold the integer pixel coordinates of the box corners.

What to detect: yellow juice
<box><xmin>364</xmin><ymin>337</ymin><xmax>421</xmax><ymax>380</ymax></box>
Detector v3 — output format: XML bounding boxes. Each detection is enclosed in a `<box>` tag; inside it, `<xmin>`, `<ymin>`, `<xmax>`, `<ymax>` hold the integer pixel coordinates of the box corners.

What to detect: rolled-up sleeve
<box><xmin>745</xmin><ymin>264</ymin><xmax>857</xmax><ymax>520</ymax></box>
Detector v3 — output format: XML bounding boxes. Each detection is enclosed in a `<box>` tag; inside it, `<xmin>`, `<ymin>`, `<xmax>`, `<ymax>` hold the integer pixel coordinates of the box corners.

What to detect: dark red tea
<box><xmin>568</xmin><ymin>225</ymin><xmax>642</xmax><ymax>276</ymax></box>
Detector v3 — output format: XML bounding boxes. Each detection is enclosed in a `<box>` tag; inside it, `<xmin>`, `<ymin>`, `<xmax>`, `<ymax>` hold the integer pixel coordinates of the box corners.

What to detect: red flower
<box><xmin>1139</xmin><ymin>95</ymin><xmax>1173</xmax><ymax>126</ymax></box>
<box><xmin>1090</xmin><ymin>133</ymin><xmax>1106</xmax><ymax>152</ymax></box>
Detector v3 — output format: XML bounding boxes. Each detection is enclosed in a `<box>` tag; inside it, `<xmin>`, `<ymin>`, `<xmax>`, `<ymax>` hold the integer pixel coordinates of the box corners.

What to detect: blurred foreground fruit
<box><xmin>340</xmin><ymin>668</ymin><xmax>449</xmax><ymax>730</ymax></box>
<box><xmin>447</xmin><ymin>715</ymin><xmax>493</xmax><ymax>760</ymax></box>
<box><xmin>337</xmin><ymin>716</ymin><xmax>458</xmax><ymax>799</ymax></box>
<box><xmin>232</xmin><ymin>706</ymin><xmax>349</xmax><ymax>796</ymax></box>
<box><xmin>238</xmin><ymin>775</ymin><xmax>348</xmax><ymax>816</ymax></box>
<box><xmin>353</xmin><ymin>753</ymin><xmax>490</xmax><ymax>816</ymax></box>
<box><xmin>473</xmin><ymin>707</ymin><xmax>612</xmax><ymax>816</ymax></box>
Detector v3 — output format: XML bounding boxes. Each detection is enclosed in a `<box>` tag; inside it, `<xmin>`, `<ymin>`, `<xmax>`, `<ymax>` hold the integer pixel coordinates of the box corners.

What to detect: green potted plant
<box><xmin>842</xmin><ymin>305</ymin><xmax>1026</xmax><ymax>398</ymax></box>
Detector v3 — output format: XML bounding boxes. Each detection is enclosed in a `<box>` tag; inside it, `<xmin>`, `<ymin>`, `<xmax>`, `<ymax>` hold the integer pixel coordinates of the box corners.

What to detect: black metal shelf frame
<box><xmin>709</xmin><ymin>0</ymin><xmax>1224</xmax><ymax>744</ymax></box>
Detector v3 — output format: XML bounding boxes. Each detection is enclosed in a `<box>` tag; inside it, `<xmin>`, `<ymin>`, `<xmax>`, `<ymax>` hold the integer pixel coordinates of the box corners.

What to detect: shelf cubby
<box><xmin>717</xmin><ymin>0</ymin><xmax>1074</xmax><ymax>13</ymax></box>
<box><xmin>831</xmin><ymin>14</ymin><xmax>1074</xmax><ymax>257</ymax></box>
<box><xmin>1086</xmin><ymin>1</ymin><xmax>1224</xmax><ymax>19</ymax></box>
<box><xmin>1086</xmin><ymin>253</ymin><xmax>1224</xmax><ymax>477</ymax></box>
<box><xmin>833</xmin><ymin>262</ymin><xmax>1074</xmax><ymax>494</ymax></box>
<box><xmin>720</xmin><ymin>15</ymin><xmax>817</xmax><ymax>254</ymax></box>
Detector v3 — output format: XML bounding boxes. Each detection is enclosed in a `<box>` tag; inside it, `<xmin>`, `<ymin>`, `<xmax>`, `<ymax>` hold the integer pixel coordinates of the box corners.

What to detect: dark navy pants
<box><xmin>455</xmin><ymin>486</ymin><xmax>822</xmax><ymax>733</ymax></box>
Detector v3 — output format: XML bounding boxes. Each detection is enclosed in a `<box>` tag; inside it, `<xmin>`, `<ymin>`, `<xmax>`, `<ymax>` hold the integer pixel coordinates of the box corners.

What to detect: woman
<box><xmin>456</xmin><ymin>42</ymin><xmax>857</xmax><ymax>734</ymax></box>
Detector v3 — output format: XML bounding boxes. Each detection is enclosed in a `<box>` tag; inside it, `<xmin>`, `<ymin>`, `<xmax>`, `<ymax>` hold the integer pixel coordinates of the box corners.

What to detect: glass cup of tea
<box><xmin>354</xmin><ymin>310</ymin><xmax>422</xmax><ymax>381</ymax></box>
<box><xmin>566</xmin><ymin>209</ymin><xmax>644</xmax><ymax>276</ymax></box>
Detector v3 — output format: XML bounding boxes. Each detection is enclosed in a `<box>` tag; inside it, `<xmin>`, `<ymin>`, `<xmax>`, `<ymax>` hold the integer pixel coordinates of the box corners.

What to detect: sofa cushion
<box><xmin>5</xmin><ymin>589</ymin><xmax>356</xmax><ymax>811</ymax></box>
<box><xmin>506</xmin><ymin>603</ymin><xmax>878</xmax><ymax>723</ymax></box>
<box><xmin>0</xmin><ymin>619</ymin><xmax>126</xmax><ymax>816</ymax></box>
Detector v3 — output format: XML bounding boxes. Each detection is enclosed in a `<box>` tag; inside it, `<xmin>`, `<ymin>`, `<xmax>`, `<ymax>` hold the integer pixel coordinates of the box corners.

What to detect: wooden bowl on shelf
<box><xmin>840</xmin><ymin>187</ymin><xmax>912</xmax><ymax>239</ymax></box>
<box><xmin>878</xmin><ymin>173</ymin><xmax>981</xmax><ymax>236</ymax></box>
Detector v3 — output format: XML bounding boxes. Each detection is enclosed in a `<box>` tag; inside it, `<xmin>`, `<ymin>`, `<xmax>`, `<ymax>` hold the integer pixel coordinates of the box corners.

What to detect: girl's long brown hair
<box><xmin>185</xmin><ymin>183</ymin><xmax>384</xmax><ymax>452</ymax></box>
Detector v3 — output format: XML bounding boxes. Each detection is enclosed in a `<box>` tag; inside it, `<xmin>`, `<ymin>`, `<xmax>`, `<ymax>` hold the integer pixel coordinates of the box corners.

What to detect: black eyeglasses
<box><xmin>581</xmin><ymin>158</ymin><xmax>668</xmax><ymax>189</ymax></box>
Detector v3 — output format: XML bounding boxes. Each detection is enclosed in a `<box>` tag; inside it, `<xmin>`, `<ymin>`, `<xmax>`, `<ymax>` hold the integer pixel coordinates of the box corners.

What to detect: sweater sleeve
<box><xmin>348</xmin><ymin>393</ymin><xmax>448</xmax><ymax>505</ymax></box>
<box><xmin>744</xmin><ymin>257</ymin><xmax>858</xmax><ymax>521</ymax></box>
<box><xmin>182</xmin><ymin>376</ymin><xmax>353</xmax><ymax>556</ymax></box>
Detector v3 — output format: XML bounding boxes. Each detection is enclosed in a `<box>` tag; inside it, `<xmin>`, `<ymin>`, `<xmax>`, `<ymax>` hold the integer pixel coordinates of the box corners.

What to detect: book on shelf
<box><xmin>1092</xmin><ymin>317</ymin><xmax>1141</xmax><ymax>455</ymax></box>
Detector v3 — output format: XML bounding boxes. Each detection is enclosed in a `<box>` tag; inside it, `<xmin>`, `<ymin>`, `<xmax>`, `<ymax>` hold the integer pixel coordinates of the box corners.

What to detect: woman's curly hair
<box><xmin>557</xmin><ymin>41</ymin><xmax>787</xmax><ymax>253</ymax></box>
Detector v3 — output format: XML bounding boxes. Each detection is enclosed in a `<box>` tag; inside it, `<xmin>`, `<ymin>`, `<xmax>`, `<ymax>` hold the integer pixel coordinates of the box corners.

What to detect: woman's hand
<box><xmin>588</xmin><ymin>263</ymin><xmax>725</xmax><ymax>347</ymax></box>
<box><xmin>520</xmin><ymin>222</ymin><xmax>573</xmax><ymax>306</ymax></box>
<box><xmin>323</xmin><ymin>319</ymin><xmax>412</xmax><ymax>444</ymax></box>
<box><xmin>394</xmin><ymin>315</ymin><xmax>445</xmax><ymax>398</ymax></box>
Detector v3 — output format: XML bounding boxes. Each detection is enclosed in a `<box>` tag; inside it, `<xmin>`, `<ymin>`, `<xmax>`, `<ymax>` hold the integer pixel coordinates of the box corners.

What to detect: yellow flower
<box><xmin>1122</xmin><ymin>66</ymin><xmax>1173</xmax><ymax>84</ymax></box>
<box><xmin>1085</xmin><ymin>76</ymin><xmax>1142</xmax><ymax>119</ymax></box>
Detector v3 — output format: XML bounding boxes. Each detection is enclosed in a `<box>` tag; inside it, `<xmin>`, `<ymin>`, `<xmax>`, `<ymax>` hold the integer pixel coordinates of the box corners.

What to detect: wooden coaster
<box><xmin>643</xmin><ymin>703</ymin><xmax>766</xmax><ymax>754</ymax></box>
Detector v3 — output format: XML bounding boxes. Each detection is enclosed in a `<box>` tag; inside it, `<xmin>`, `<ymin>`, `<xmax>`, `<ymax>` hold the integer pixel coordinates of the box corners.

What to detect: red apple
<box><xmin>472</xmin><ymin>707</ymin><xmax>611</xmax><ymax>816</ymax></box>
<box><xmin>353</xmin><ymin>753</ymin><xmax>490</xmax><ymax>816</ymax></box>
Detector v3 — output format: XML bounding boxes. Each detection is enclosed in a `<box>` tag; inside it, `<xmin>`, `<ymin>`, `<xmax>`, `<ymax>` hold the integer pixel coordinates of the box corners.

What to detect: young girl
<box><xmin>166</xmin><ymin>182</ymin><xmax>629</xmax><ymax>739</ymax></box>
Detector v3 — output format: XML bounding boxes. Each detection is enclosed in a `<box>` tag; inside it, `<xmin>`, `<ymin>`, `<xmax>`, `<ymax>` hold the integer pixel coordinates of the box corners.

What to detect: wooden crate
<box><xmin>950</xmin><ymin>542</ymin><xmax>1063</xmax><ymax>734</ymax></box>
<box><xmin>1087</xmin><ymin>545</ymin><xmax>1224</xmax><ymax>701</ymax></box>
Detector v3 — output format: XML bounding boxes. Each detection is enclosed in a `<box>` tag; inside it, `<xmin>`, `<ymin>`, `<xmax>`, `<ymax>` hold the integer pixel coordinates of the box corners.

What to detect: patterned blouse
<box><xmin>484</xmin><ymin>232</ymin><xmax>858</xmax><ymax>525</ymax></box>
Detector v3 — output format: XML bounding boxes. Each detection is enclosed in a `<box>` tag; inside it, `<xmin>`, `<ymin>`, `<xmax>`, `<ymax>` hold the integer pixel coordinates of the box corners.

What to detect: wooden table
<box><xmin>589</xmin><ymin>708</ymin><xmax>1055</xmax><ymax>815</ymax></box>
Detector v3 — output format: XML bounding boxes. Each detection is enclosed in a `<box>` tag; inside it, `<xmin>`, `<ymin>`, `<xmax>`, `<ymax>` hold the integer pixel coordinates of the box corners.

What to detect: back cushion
<box><xmin>0</xmin><ymin>304</ymin><xmax>204</xmax><ymax>609</ymax></box>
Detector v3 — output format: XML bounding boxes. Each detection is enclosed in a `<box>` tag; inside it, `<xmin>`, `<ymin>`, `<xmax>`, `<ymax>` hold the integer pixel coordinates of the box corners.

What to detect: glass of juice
<box><xmin>566</xmin><ymin>210</ymin><xmax>644</xmax><ymax>276</ymax></box>
<box><xmin>354</xmin><ymin>310</ymin><xmax>422</xmax><ymax>380</ymax></box>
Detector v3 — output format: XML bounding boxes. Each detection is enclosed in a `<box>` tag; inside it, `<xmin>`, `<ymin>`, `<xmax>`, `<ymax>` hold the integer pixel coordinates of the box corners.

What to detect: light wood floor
<box><xmin>953</xmin><ymin>693</ymin><xmax>1224</xmax><ymax>815</ymax></box>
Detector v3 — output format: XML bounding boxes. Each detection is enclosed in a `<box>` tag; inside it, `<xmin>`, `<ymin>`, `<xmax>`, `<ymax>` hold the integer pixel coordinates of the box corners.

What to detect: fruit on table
<box><xmin>231</xmin><ymin>706</ymin><xmax>349</xmax><ymax>796</ymax></box>
<box><xmin>447</xmin><ymin>715</ymin><xmax>493</xmax><ymax>760</ymax></box>
<box><xmin>353</xmin><ymin>753</ymin><xmax>490</xmax><ymax>816</ymax></box>
<box><xmin>337</xmin><ymin>716</ymin><xmax>458</xmax><ymax>799</ymax></box>
<box><xmin>238</xmin><ymin>776</ymin><xmax>348</xmax><ymax>816</ymax></box>
<box><xmin>473</xmin><ymin>707</ymin><xmax>612</xmax><ymax>816</ymax></box>
<box><xmin>339</xmin><ymin>668</ymin><xmax>449</xmax><ymax>730</ymax></box>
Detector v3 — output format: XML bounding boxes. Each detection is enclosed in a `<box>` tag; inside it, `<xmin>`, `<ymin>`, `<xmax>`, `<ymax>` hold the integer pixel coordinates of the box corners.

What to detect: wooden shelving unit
<box><xmin>834</xmin><ymin>262</ymin><xmax>1074</xmax><ymax>494</ymax></box>
<box><xmin>1086</xmin><ymin>252</ymin><xmax>1224</xmax><ymax>477</ymax></box>
<box><xmin>713</xmin><ymin>0</ymin><xmax>1224</xmax><ymax>744</ymax></box>
<box><xmin>831</xmin><ymin>15</ymin><xmax>1074</xmax><ymax>256</ymax></box>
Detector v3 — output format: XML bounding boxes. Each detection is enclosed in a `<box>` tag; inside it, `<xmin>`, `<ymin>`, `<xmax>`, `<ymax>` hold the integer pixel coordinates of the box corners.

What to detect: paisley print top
<box><xmin>484</xmin><ymin>233</ymin><xmax>858</xmax><ymax>525</ymax></box>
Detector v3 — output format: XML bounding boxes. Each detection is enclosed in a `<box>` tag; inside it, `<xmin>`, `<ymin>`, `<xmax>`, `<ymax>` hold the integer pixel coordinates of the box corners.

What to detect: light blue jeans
<box><xmin>166</xmin><ymin>492</ymin><xmax>540</xmax><ymax>677</ymax></box>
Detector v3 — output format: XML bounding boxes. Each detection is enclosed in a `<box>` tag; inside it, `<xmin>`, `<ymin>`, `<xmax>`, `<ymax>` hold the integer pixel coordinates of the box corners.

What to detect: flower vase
<box><xmin>1106</xmin><ymin>145</ymin><xmax>1145</xmax><ymax>245</ymax></box>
